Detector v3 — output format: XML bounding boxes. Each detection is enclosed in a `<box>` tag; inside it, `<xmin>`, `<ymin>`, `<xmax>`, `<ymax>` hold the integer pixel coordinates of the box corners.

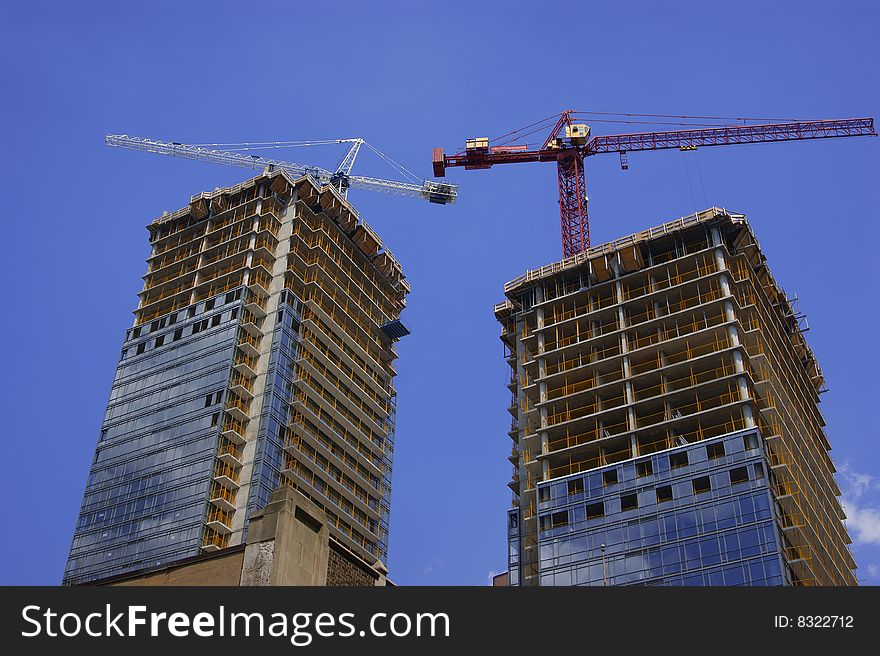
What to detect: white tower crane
<box><xmin>105</xmin><ymin>134</ymin><xmax>459</xmax><ymax>205</ymax></box>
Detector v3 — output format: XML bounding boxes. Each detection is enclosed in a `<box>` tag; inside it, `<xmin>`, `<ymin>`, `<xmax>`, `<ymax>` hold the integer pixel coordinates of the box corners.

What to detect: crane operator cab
<box><xmin>565</xmin><ymin>124</ymin><xmax>591</xmax><ymax>146</ymax></box>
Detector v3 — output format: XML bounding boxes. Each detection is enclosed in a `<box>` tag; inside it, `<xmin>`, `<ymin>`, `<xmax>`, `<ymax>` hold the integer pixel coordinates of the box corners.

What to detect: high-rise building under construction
<box><xmin>496</xmin><ymin>208</ymin><xmax>856</xmax><ymax>586</ymax></box>
<box><xmin>64</xmin><ymin>171</ymin><xmax>409</xmax><ymax>584</ymax></box>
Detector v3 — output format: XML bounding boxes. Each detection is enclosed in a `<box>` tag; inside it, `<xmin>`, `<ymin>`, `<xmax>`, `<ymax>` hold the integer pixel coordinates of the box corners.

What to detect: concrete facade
<box><xmin>101</xmin><ymin>486</ymin><xmax>388</xmax><ymax>587</ymax></box>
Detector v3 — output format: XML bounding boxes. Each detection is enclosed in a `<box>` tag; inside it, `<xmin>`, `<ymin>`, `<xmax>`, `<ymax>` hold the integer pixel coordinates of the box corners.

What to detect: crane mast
<box><xmin>433</xmin><ymin>112</ymin><xmax>876</xmax><ymax>257</ymax></box>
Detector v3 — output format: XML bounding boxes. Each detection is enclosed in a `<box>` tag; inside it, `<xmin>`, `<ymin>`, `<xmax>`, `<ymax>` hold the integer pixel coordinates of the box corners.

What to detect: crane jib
<box><xmin>433</xmin><ymin>114</ymin><xmax>876</xmax><ymax>256</ymax></box>
<box><xmin>104</xmin><ymin>134</ymin><xmax>458</xmax><ymax>205</ymax></box>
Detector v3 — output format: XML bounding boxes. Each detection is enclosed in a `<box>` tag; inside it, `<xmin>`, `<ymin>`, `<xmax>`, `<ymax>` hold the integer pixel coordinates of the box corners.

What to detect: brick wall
<box><xmin>326</xmin><ymin>544</ymin><xmax>379</xmax><ymax>586</ymax></box>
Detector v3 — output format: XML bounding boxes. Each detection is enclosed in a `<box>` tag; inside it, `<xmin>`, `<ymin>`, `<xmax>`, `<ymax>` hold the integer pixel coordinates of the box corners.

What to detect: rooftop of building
<box><xmin>495</xmin><ymin>206</ymin><xmax>825</xmax><ymax>394</ymax></box>
<box><xmin>500</xmin><ymin>207</ymin><xmax>746</xmax><ymax>298</ymax></box>
<box><xmin>146</xmin><ymin>168</ymin><xmax>409</xmax><ymax>296</ymax></box>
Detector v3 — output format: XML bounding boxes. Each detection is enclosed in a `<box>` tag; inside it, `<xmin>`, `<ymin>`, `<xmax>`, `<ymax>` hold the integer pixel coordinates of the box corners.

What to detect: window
<box><xmin>206</xmin><ymin>299</ymin><xmax>215</xmax><ymax>311</ymax></box>
<box><xmin>205</xmin><ymin>394</ymin><xmax>213</xmax><ymax>408</ymax></box>
<box><xmin>120</xmin><ymin>348</ymin><xmax>128</xmax><ymax>359</ymax></box>
<box><xmin>158</xmin><ymin>317</ymin><xmax>166</xmax><ymax>329</ymax></box>
<box><xmin>231</xmin><ymin>308</ymin><xmax>239</xmax><ymax>320</ymax></box>
<box><xmin>693</xmin><ymin>476</ymin><xmax>711</xmax><ymax>494</ymax></box>
<box><xmin>603</xmin><ymin>469</ymin><xmax>618</xmax><ymax>486</ymax></box>
<box><xmin>132</xmin><ymin>327</ymin><xmax>141</xmax><ymax>339</ymax></box>
<box><xmin>707</xmin><ymin>441</ymin><xmax>725</xmax><ymax>460</ymax></box>
<box><xmin>656</xmin><ymin>485</ymin><xmax>673</xmax><ymax>503</ymax></box>
<box><xmin>173</xmin><ymin>328</ymin><xmax>183</xmax><ymax>341</ymax></box>
<box><xmin>743</xmin><ymin>432</ymin><xmax>759</xmax><ymax>451</ymax></box>
<box><xmin>211</xmin><ymin>413</ymin><xmax>219</xmax><ymax>427</ymax></box>
<box><xmin>168</xmin><ymin>313</ymin><xmax>177</xmax><ymax>325</ymax></box>
<box><xmin>211</xmin><ymin>313</ymin><xmax>221</xmax><ymax>327</ymax></box>
<box><xmin>753</xmin><ymin>463</ymin><xmax>765</xmax><ymax>479</ymax></box>
<box><xmin>136</xmin><ymin>342</ymin><xmax>145</xmax><ymax>355</ymax></box>
<box><xmin>621</xmin><ymin>493</ymin><xmax>638</xmax><ymax>511</ymax></box>
<box><xmin>568</xmin><ymin>478</ymin><xmax>584</xmax><ymax>496</ymax></box>
<box><xmin>226</xmin><ymin>291</ymin><xmax>236</xmax><ymax>304</ymax></box>
<box><xmin>540</xmin><ymin>511</ymin><xmax>569</xmax><ymax>531</ymax></box>
<box><xmin>670</xmin><ymin>452</ymin><xmax>689</xmax><ymax>469</ymax></box>
<box><xmin>154</xmin><ymin>335</ymin><xmax>164</xmax><ymax>348</ymax></box>
<box><xmin>551</xmin><ymin>511</ymin><xmax>569</xmax><ymax>527</ymax></box>
<box><xmin>187</xmin><ymin>306</ymin><xmax>197</xmax><ymax>318</ymax></box>
<box><xmin>192</xmin><ymin>322</ymin><xmax>202</xmax><ymax>335</ymax></box>
<box><xmin>586</xmin><ymin>502</ymin><xmax>605</xmax><ymax>520</ymax></box>
<box><xmin>538</xmin><ymin>486</ymin><xmax>550</xmax><ymax>503</ymax></box>
<box><xmin>729</xmin><ymin>466</ymin><xmax>750</xmax><ymax>485</ymax></box>
<box><xmin>278</xmin><ymin>310</ymin><xmax>284</xmax><ymax>323</ymax></box>
<box><xmin>636</xmin><ymin>460</ymin><xmax>653</xmax><ymax>478</ymax></box>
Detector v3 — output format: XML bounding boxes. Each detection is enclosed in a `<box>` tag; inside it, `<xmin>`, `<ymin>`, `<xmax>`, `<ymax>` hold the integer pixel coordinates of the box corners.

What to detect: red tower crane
<box><xmin>432</xmin><ymin>111</ymin><xmax>876</xmax><ymax>257</ymax></box>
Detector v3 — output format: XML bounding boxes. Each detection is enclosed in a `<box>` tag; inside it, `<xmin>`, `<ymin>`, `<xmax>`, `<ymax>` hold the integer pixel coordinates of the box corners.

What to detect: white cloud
<box><xmin>866</xmin><ymin>563</ymin><xmax>880</xmax><ymax>580</ymax></box>
<box><xmin>422</xmin><ymin>558</ymin><xmax>445</xmax><ymax>577</ymax></box>
<box><xmin>842</xmin><ymin>498</ymin><xmax>880</xmax><ymax>546</ymax></box>
<box><xmin>839</xmin><ymin>462</ymin><xmax>875</xmax><ymax>499</ymax></box>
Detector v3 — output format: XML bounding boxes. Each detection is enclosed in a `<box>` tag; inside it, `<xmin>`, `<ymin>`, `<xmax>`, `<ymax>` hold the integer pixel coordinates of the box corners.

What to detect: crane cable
<box><xmin>165</xmin><ymin>137</ymin><xmax>427</xmax><ymax>183</ymax></box>
<box><xmin>487</xmin><ymin>110</ymin><xmax>808</xmax><ymax>150</ymax></box>
<box><xmin>572</xmin><ymin>110</ymin><xmax>802</xmax><ymax>123</ymax></box>
<box><xmin>185</xmin><ymin>139</ymin><xmax>355</xmax><ymax>151</ymax></box>
<box><xmin>362</xmin><ymin>142</ymin><xmax>422</xmax><ymax>184</ymax></box>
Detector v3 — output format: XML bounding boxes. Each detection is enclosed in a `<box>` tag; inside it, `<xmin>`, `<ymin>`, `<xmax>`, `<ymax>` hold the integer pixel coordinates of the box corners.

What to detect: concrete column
<box><xmin>612</xmin><ymin>260</ymin><xmax>636</xmax><ymax>439</ymax></box>
<box><xmin>724</xmin><ymin>299</ymin><xmax>736</xmax><ymax>324</ymax></box>
<box><xmin>719</xmin><ymin>272</ymin><xmax>732</xmax><ymax>299</ymax></box>
<box><xmin>727</xmin><ymin>324</ymin><xmax>740</xmax><ymax>348</ymax></box>
<box><xmin>650</xmin><ymin>274</ymin><xmax>663</xmax><ymax>317</ymax></box>
<box><xmin>742</xmin><ymin>404</ymin><xmax>756</xmax><ymax>428</ymax></box>
<box><xmin>240</xmin><ymin>486</ymin><xmax>330</xmax><ymax>586</ymax></box>
<box><xmin>232</xmin><ymin>196</ymin><xmax>292</xmax><ymax>539</ymax></box>
<box><xmin>190</xmin><ymin>217</ymin><xmax>212</xmax><ymax>306</ymax></box>
<box><xmin>711</xmin><ymin>226</ymin><xmax>727</xmax><ymax>275</ymax></box>
<box><xmin>533</xmin><ymin>285</ymin><xmax>548</xmax><ymax>475</ymax></box>
<box><xmin>242</xmin><ymin>182</ymin><xmax>267</xmax><ymax>287</ymax></box>
<box><xmin>659</xmin><ymin>350</ymin><xmax>670</xmax><ymax>422</ymax></box>
<box><xmin>737</xmin><ymin>375</ymin><xmax>751</xmax><ymax>402</ymax></box>
<box><xmin>536</xmin><ymin>286</ymin><xmax>546</xmax><ymax>356</ymax></box>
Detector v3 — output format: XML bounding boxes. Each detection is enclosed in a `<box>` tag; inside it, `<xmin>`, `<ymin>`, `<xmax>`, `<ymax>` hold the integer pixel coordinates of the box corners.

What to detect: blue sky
<box><xmin>1</xmin><ymin>0</ymin><xmax>878</xmax><ymax>585</ymax></box>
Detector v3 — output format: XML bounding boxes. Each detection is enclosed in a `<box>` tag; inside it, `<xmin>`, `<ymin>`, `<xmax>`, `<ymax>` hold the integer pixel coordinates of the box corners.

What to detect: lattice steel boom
<box><xmin>433</xmin><ymin>113</ymin><xmax>876</xmax><ymax>257</ymax></box>
<box><xmin>106</xmin><ymin>134</ymin><xmax>458</xmax><ymax>205</ymax></box>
